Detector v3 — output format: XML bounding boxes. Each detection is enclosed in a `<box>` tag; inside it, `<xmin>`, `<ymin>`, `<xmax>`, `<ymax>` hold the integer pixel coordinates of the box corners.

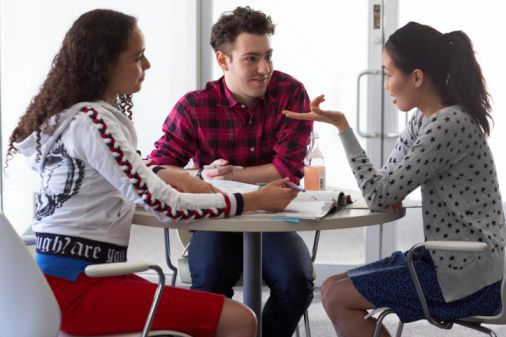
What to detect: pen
<box><xmin>271</xmin><ymin>217</ymin><xmax>301</xmax><ymax>223</ymax></box>
<box><xmin>283</xmin><ymin>184</ymin><xmax>305</xmax><ymax>192</ymax></box>
<box><xmin>203</xmin><ymin>165</ymin><xmax>244</xmax><ymax>170</ymax></box>
<box><xmin>257</xmin><ymin>182</ymin><xmax>305</xmax><ymax>192</ymax></box>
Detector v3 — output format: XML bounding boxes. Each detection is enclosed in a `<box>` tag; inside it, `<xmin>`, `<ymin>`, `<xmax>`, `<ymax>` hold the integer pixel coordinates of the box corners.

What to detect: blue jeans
<box><xmin>188</xmin><ymin>231</ymin><xmax>314</xmax><ymax>337</ymax></box>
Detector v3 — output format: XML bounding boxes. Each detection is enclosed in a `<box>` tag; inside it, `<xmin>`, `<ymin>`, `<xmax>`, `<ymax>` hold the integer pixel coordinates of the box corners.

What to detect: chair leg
<box><xmin>373</xmin><ymin>309</ymin><xmax>394</xmax><ymax>337</ymax></box>
<box><xmin>394</xmin><ymin>322</ymin><xmax>404</xmax><ymax>337</ymax></box>
<box><xmin>311</xmin><ymin>230</ymin><xmax>321</xmax><ymax>262</ymax></box>
<box><xmin>454</xmin><ymin>321</ymin><xmax>497</xmax><ymax>337</ymax></box>
<box><xmin>163</xmin><ymin>228</ymin><xmax>178</xmax><ymax>287</ymax></box>
<box><xmin>303</xmin><ymin>310</ymin><xmax>311</xmax><ymax>337</ymax></box>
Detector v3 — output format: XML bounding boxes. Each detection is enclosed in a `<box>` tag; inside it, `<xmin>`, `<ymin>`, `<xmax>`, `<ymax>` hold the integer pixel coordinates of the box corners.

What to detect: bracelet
<box><xmin>152</xmin><ymin>166</ymin><xmax>165</xmax><ymax>174</ymax></box>
<box><xmin>196</xmin><ymin>167</ymin><xmax>204</xmax><ymax>180</ymax></box>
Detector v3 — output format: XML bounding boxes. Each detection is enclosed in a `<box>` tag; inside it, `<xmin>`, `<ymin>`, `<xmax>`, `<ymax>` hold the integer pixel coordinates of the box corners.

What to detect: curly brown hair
<box><xmin>210</xmin><ymin>6</ymin><xmax>275</xmax><ymax>57</ymax></box>
<box><xmin>6</xmin><ymin>9</ymin><xmax>137</xmax><ymax>164</ymax></box>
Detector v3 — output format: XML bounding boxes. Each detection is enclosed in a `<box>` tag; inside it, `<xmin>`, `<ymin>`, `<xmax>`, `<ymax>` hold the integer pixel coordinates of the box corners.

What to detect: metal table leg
<box><xmin>243</xmin><ymin>232</ymin><xmax>262</xmax><ymax>337</ymax></box>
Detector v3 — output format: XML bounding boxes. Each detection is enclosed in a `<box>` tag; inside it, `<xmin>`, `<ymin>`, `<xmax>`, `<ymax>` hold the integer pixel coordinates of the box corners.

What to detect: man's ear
<box><xmin>216</xmin><ymin>50</ymin><xmax>229</xmax><ymax>71</ymax></box>
<box><xmin>412</xmin><ymin>69</ymin><xmax>424</xmax><ymax>88</ymax></box>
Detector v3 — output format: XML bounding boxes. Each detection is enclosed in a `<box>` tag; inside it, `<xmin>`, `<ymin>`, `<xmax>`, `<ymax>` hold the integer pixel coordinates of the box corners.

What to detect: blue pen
<box><xmin>271</xmin><ymin>217</ymin><xmax>301</xmax><ymax>223</ymax></box>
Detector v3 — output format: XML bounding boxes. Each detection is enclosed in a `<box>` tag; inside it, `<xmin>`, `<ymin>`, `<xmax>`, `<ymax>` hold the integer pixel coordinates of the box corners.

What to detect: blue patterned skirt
<box><xmin>347</xmin><ymin>249</ymin><xmax>502</xmax><ymax>323</ymax></box>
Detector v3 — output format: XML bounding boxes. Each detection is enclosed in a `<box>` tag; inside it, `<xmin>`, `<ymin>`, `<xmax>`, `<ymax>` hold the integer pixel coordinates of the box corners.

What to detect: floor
<box><xmin>231</xmin><ymin>286</ymin><xmax>506</xmax><ymax>337</ymax></box>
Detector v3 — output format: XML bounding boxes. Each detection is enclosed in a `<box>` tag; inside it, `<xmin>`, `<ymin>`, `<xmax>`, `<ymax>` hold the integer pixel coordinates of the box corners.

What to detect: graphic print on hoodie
<box><xmin>35</xmin><ymin>136</ymin><xmax>85</xmax><ymax>220</ymax></box>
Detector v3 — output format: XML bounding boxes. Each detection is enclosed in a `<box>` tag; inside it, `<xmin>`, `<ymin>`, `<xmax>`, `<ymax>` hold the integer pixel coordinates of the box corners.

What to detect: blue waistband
<box><xmin>36</xmin><ymin>253</ymin><xmax>95</xmax><ymax>282</ymax></box>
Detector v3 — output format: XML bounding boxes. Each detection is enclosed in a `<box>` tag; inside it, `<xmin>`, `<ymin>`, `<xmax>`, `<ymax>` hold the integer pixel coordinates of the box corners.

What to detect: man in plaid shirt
<box><xmin>149</xmin><ymin>7</ymin><xmax>314</xmax><ymax>336</ymax></box>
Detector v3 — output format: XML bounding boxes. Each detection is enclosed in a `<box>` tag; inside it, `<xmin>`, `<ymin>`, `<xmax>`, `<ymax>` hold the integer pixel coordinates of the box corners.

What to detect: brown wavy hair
<box><xmin>6</xmin><ymin>9</ymin><xmax>137</xmax><ymax>164</ymax></box>
<box><xmin>210</xmin><ymin>6</ymin><xmax>275</xmax><ymax>57</ymax></box>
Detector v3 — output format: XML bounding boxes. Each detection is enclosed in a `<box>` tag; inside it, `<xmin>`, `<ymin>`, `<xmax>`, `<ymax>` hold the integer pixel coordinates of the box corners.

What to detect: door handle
<box><xmin>383</xmin><ymin>110</ymin><xmax>409</xmax><ymax>139</ymax></box>
<box><xmin>356</xmin><ymin>69</ymin><xmax>381</xmax><ymax>138</ymax></box>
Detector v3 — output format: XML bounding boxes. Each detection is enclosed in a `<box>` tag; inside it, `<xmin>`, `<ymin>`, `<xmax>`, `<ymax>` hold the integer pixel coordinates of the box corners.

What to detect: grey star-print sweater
<box><xmin>340</xmin><ymin>105</ymin><xmax>505</xmax><ymax>302</ymax></box>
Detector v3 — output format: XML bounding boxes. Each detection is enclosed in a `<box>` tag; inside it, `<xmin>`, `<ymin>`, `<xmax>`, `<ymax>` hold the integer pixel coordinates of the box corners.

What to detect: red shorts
<box><xmin>45</xmin><ymin>273</ymin><xmax>225</xmax><ymax>336</ymax></box>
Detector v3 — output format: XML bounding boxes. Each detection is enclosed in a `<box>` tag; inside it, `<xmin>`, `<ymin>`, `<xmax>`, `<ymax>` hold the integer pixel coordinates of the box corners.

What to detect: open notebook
<box><xmin>208</xmin><ymin>180</ymin><xmax>352</xmax><ymax>220</ymax></box>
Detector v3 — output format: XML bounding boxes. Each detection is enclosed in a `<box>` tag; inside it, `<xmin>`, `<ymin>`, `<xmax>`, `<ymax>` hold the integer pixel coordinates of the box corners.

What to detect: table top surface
<box><xmin>133</xmin><ymin>205</ymin><xmax>406</xmax><ymax>232</ymax></box>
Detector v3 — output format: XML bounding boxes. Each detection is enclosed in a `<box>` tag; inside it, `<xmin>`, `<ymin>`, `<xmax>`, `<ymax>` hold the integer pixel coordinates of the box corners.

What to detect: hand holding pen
<box><xmin>257</xmin><ymin>181</ymin><xmax>305</xmax><ymax>192</ymax></box>
<box><xmin>282</xmin><ymin>182</ymin><xmax>305</xmax><ymax>192</ymax></box>
<box><xmin>201</xmin><ymin>158</ymin><xmax>243</xmax><ymax>180</ymax></box>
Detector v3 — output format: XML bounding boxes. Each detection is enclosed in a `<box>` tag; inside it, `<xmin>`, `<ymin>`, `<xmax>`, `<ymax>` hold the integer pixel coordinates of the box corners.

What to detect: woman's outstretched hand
<box><xmin>282</xmin><ymin>94</ymin><xmax>350</xmax><ymax>131</ymax></box>
<box><xmin>243</xmin><ymin>178</ymin><xmax>298</xmax><ymax>213</ymax></box>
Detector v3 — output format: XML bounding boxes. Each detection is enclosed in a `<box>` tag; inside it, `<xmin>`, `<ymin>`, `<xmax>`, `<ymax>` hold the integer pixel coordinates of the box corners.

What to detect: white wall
<box><xmin>1</xmin><ymin>1</ymin><xmax>505</xmax><ymax>266</ymax></box>
<box><xmin>1</xmin><ymin>0</ymin><xmax>198</xmax><ymax>232</ymax></box>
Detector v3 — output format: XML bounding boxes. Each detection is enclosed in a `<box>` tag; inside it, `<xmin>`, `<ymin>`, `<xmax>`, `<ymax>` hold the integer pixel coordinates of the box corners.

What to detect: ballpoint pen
<box><xmin>203</xmin><ymin>165</ymin><xmax>244</xmax><ymax>170</ymax></box>
<box><xmin>283</xmin><ymin>183</ymin><xmax>305</xmax><ymax>192</ymax></box>
<box><xmin>256</xmin><ymin>182</ymin><xmax>305</xmax><ymax>192</ymax></box>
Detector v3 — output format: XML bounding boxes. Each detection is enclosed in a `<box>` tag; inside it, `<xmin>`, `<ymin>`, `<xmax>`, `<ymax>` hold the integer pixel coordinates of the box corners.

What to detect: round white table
<box><xmin>133</xmin><ymin>206</ymin><xmax>405</xmax><ymax>337</ymax></box>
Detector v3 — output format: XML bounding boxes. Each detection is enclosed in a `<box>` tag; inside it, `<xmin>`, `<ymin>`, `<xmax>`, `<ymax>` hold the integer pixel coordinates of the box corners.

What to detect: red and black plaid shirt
<box><xmin>148</xmin><ymin>70</ymin><xmax>312</xmax><ymax>183</ymax></box>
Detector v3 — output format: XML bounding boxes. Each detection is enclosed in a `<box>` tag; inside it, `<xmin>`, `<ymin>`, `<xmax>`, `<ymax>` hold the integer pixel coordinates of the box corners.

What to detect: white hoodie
<box><xmin>14</xmin><ymin>101</ymin><xmax>238</xmax><ymax>247</ymax></box>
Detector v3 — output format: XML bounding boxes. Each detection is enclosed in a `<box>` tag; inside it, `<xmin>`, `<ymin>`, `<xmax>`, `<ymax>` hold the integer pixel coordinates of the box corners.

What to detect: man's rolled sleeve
<box><xmin>272</xmin><ymin>84</ymin><xmax>312</xmax><ymax>183</ymax></box>
<box><xmin>148</xmin><ymin>98</ymin><xmax>197</xmax><ymax>167</ymax></box>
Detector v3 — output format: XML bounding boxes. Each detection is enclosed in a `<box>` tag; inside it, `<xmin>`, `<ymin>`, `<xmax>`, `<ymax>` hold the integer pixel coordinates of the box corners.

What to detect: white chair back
<box><xmin>0</xmin><ymin>213</ymin><xmax>61</xmax><ymax>337</ymax></box>
<box><xmin>0</xmin><ymin>213</ymin><xmax>191</xmax><ymax>337</ymax></box>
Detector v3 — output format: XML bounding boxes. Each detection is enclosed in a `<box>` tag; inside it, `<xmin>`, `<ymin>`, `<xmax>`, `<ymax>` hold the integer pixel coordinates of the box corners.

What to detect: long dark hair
<box><xmin>6</xmin><ymin>9</ymin><xmax>137</xmax><ymax>164</ymax></box>
<box><xmin>385</xmin><ymin>22</ymin><xmax>492</xmax><ymax>136</ymax></box>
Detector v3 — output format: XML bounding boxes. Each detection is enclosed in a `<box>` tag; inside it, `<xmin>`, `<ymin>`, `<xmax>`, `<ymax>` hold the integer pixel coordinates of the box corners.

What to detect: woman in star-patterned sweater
<box><xmin>285</xmin><ymin>22</ymin><xmax>504</xmax><ymax>337</ymax></box>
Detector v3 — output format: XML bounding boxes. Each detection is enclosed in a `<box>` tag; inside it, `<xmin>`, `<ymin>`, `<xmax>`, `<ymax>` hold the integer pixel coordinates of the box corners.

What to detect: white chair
<box><xmin>163</xmin><ymin>228</ymin><xmax>320</xmax><ymax>337</ymax></box>
<box><xmin>0</xmin><ymin>212</ymin><xmax>191</xmax><ymax>337</ymax></box>
<box><xmin>367</xmin><ymin>241</ymin><xmax>506</xmax><ymax>337</ymax></box>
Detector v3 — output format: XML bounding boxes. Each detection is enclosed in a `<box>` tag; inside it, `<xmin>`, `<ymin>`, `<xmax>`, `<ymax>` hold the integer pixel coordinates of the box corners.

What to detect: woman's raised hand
<box><xmin>282</xmin><ymin>94</ymin><xmax>350</xmax><ymax>131</ymax></box>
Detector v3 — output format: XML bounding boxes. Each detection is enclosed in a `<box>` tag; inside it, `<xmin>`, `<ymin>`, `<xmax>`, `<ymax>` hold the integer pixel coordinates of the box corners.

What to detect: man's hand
<box><xmin>202</xmin><ymin>158</ymin><xmax>236</xmax><ymax>180</ymax></box>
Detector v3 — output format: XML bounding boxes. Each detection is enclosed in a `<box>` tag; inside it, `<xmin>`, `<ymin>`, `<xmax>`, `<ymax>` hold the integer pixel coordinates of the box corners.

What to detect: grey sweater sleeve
<box><xmin>339</xmin><ymin>109</ymin><xmax>468</xmax><ymax>211</ymax></box>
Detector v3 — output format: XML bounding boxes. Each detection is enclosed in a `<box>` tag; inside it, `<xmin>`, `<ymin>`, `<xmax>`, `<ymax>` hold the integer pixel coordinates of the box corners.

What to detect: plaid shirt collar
<box><xmin>217</xmin><ymin>74</ymin><xmax>279</xmax><ymax>109</ymax></box>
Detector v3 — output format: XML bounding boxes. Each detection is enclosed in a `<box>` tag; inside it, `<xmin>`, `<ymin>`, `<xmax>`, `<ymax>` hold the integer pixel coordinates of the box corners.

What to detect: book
<box><xmin>254</xmin><ymin>190</ymin><xmax>352</xmax><ymax>220</ymax></box>
<box><xmin>207</xmin><ymin>179</ymin><xmax>260</xmax><ymax>193</ymax></box>
<box><xmin>207</xmin><ymin>180</ymin><xmax>352</xmax><ymax>220</ymax></box>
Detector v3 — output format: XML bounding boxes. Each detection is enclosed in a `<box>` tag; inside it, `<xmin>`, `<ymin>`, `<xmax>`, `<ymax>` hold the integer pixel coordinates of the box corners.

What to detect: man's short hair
<box><xmin>210</xmin><ymin>6</ymin><xmax>276</xmax><ymax>56</ymax></box>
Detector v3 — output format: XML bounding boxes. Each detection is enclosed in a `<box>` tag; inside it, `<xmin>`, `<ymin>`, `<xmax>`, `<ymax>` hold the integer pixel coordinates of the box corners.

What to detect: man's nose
<box><xmin>258</xmin><ymin>58</ymin><xmax>270</xmax><ymax>74</ymax></box>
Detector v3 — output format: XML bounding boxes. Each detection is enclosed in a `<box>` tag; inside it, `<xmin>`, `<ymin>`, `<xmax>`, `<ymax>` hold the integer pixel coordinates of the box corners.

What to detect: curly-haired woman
<box><xmin>7</xmin><ymin>9</ymin><xmax>298</xmax><ymax>337</ymax></box>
